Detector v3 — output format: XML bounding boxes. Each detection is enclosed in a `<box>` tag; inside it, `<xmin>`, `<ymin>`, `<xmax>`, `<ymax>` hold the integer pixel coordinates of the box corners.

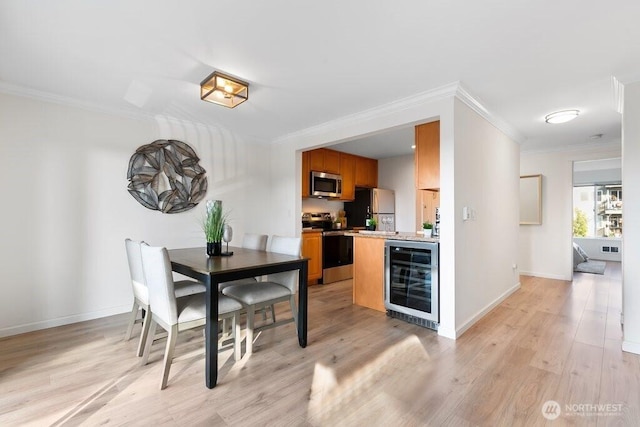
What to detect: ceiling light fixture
<box><xmin>200</xmin><ymin>71</ymin><xmax>249</xmax><ymax>108</ymax></box>
<box><xmin>544</xmin><ymin>109</ymin><xmax>580</xmax><ymax>124</ymax></box>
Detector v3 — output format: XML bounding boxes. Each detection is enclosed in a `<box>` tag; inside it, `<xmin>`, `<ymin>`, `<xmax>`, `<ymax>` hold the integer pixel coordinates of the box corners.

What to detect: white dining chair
<box><xmin>140</xmin><ymin>244</ymin><xmax>243</xmax><ymax>389</ymax></box>
<box><xmin>124</xmin><ymin>239</ymin><xmax>206</xmax><ymax>357</ymax></box>
<box><xmin>217</xmin><ymin>233</ymin><xmax>269</xmax><ymax>292</ymax></box>
<box><xmin>222</xmin><ymin>235</ymin><xmax>301</xmax><ymax>356</ymax></box>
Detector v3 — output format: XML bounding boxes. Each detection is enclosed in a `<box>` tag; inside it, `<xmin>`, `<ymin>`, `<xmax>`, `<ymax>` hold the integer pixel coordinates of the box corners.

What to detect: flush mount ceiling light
<box><xmin>200</xmin><ymin>71</ymin><xmax>249</xmax><ymax>108</ymax></box>
<box><xmin>544</xmin><ymin>109</ymin><xmax>580</xmax><ymax>124</ymax></box>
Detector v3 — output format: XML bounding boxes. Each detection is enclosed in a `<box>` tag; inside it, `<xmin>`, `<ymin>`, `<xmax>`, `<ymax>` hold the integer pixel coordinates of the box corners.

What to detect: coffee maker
<box><xmin>432</xmin><ymin>207</ymin><xmax>440</xmax><ymax>237</ymax></box>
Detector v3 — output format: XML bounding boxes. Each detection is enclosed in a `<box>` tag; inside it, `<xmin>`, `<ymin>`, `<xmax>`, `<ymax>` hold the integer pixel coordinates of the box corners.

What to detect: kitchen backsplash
<box><xmin>302</xmin><ymin>198</ymin><xmax>344</xmax><ymax>215</ymax></box>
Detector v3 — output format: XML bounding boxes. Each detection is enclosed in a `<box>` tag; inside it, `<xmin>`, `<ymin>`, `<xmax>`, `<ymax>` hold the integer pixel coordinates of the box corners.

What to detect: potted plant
<box><xmin>422</xmin><ymin>221</ymin><xmax>433</xmax><ymax>237</ymax></box>
<box><xmin>203</xmin><ymin>200</ymin><xmax>228</xmax><ymax>256</ymax></box>
<box><xmin>369</xmin><ymin>218</ymin><xmax>377</xmax><ymax>231</ymax></box>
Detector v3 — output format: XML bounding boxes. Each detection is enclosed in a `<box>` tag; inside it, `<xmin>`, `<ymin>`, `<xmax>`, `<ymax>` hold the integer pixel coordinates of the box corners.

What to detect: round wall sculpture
<box><xmin>127</xmin><ymin>139</ymin><xmax>208</xmax><ymax>213</ymax></box>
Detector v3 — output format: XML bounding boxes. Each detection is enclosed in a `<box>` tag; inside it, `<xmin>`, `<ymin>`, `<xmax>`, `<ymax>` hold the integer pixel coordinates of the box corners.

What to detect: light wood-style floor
<box><xmin>1</xmin><ymin>263</ymin><xmax>639</xmax><ymax>426</ymax></box>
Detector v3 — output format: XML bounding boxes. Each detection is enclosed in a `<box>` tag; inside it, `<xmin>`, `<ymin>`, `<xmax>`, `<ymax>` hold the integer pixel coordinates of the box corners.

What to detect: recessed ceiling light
<box><xmin>545</xmin><ymin>110</ymin><xmax>580</xmax><ymax>124</ymax></box>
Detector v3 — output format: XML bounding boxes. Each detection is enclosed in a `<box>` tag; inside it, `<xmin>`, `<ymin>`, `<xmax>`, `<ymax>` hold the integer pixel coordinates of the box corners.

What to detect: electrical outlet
<box><xmin>602</xmin><ymin>246</ymin><xmax>610</xmax><ymax>252</ymax></box>
<box><xmin>611</xmin><ymin>247</ymin><xmax>619</xmax><ymax>253</ymax></box>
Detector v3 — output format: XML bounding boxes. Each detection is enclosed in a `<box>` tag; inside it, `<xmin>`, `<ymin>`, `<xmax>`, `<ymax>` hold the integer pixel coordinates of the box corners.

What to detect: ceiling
<box><xmin>1</xmin><ymin>1</ymin><xmax>638</xmax><ymax>158</ymax></box>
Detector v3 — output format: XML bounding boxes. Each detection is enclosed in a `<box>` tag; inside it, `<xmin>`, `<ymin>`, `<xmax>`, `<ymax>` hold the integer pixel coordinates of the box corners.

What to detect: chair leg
<box><xmin>124</xmin><ymin>301</ymin><xmax>140</xmax><ymax>341</ymax></box>
<box><xmin>270</xmin><ymin>304</ymin><xmax>276</xmax><ymax>323</ymax></box>
<box><xmin>141</xmin><ymin>320</ymin><xmax>157</xmax><ymax>366</ymax></box>
<box><xmin>136</xmin><ymin>308</ymin><xmax>152</xmax><ymax>357</ymax></box>
<box><xmin>233</xmin><ymin>313</ymin><xmax>241</xmax><ymax>361</ymax></box>
<box><xmin>246</xmin><ymin>305</ymin><xmax>255</xmax><ymax>356</ymax></box>
<box><xmin>160</xmin><ymin>325</ymin><xmax>178</xmax><ymax>390</ymax></box>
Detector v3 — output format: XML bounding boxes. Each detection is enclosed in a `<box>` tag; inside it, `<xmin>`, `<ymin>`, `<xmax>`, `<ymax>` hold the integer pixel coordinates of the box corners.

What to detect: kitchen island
<box><xmin>346</xmin><ymin>231</ymin><xmax>439</xmax><ymax>312</ymax></box>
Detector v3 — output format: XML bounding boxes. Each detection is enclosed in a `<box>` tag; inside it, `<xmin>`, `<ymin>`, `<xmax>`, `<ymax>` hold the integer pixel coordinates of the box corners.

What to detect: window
<box><xmin>573</xmin><ymin>184</ymin><xmax>622</xmax><ymax>238</ymax></box>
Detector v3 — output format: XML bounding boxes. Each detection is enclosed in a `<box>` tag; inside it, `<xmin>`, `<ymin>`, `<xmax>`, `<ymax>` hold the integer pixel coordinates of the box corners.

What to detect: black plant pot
<box><xmin>206</xmin><ymin>241</ymin><xmax>222</xmax><ymax>257</ymax></box>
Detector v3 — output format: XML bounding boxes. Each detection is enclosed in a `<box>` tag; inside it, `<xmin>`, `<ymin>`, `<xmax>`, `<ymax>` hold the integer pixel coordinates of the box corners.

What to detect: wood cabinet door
<box><xmin>415</xmin><ymin>121</ymin><xmax>440</xmax><ymax>190</ymax></box>
<box><xmin>323</xmin><ymin>149</ymin><xmax>341</xmax><ymax>174</ymax></box>
<box><xmin>355</xmin><ymin>156</ymin><xmax>377</xmax><ymax>188</ymax></box>
<box><xmin>339</xmin><ymin>153</ymin><xmax>356</xmax><ymax>200</ymax></box>
<box><xmin>309</xmin><ymin>149</ymin><xmax>325</xmax><ymax>172</ymax></box>
<box><xmin>416</xmin><ymin>189</ymin><xmax>440</xmax><ymax>230</ymax></box>
<box><xmin>353</xmin><ymin>237</ymin><xmax>385</xmax><ymax>312</ymax></box>
<box><xmin>367</xmin><ymin>158</ymin><xmax>378</xmax><ymax>188</ymax></box>
<box><xmin>301</xmin><ymin>151</ymin><xmax>310</xmax><ymax>198</ymax></box>
<box><xmin>302</xmin><ymin>232</ymin><xmax>323</xmax><ymax>282</ymax></box>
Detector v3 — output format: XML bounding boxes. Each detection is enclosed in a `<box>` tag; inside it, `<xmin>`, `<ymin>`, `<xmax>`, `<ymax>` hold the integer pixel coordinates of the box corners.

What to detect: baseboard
<box><xmin>519</xmin><ymin>270</ymin><xmax>572</xmax><ymax>281</ymax></box>
<box><xmin>455</xmin><ymin>281</ymin><xmax>521</xmax><ymax>338</ymax></box>
<box><xmin>622</xmin><ymin>340</ymin><xmax>640</xmax><ymax>355</ymax></box>
<box><xmin>437</xmin><ymin>325</ymin><xmax>456</xmax><ymax>340</ymax></box>
<box><xmin>0</xmin><ymin>304</ymin><xmax>130</xmax><ymax>338</ymax></box>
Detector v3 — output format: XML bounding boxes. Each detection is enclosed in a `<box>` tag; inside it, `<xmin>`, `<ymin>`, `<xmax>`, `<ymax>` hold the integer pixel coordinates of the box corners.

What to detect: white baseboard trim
<box><xmin>437</xmin><ymin>325</ymin><xmax>456</xmax><ymax>340</ymax></box>
<box><xmin>455</xmin><ymin>281</ymin><xmax>521</xmax><ymax>338</ymax></box>
<box><xmin>519</xmin><ymin>270</ymin><xmax>572</xmax><ymax>281</ymax></box>
<box><xmin>0</xmin><ymin>304</ymin><xmax>131</xmax><ymax>338</ymax></box>
<box><xmin>622</xmin><ymin>340</ymin><xmax>640</xmax><ymax>355</ymax></box>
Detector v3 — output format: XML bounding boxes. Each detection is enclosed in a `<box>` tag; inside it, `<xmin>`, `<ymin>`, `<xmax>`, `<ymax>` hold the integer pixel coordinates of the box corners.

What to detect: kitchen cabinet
<box><xmin>339</xmin><ymin>153</ymin><xmax>356</xmax><ymax>200</ymax></box>
<box><xmin>309</xmin><ymin>148</ymin><xmax>341</xmax><ymax>175</ymax></box>
<box><xmin>302</xmin><ymin>231</ymin><xmax>323</xmax><ymax>283</ymax></box>
<box><xmin>415</xmin><ymin>120</ymin><xmax>440</xmax><ymax>190</ymax></box>
<box><xmin>352</xmin><ymin>236</ymin><xmax>385</xmax><ymax>312</ymax></box>
<box><xmin>355</xmin><ymin>156</ymin><xmax>378</xmax><ymax>188</ymax></box>
<box><xmin>301</xmin><ymin>151</ymin><xmax>310</xmax><ymax>198</ymax></box>
<box><xmin>417</xmin><ymin>189</ymin><xmax>440</xmax><ymax>230</ymax></box>
<box><xmin>302</xmin><ymin>148</ymin><xmax>377</xmax><ymax>199</ymax></box>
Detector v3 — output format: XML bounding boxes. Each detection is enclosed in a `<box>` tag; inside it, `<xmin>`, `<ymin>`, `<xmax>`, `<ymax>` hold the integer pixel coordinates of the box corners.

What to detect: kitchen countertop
<box><xmin>345</xmin><ymin>231</ymin><xmax>439</xmax><ymax>243</ymax></box>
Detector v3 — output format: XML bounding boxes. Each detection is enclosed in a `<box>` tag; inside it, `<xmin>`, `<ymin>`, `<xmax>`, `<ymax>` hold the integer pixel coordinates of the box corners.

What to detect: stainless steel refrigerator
<box><xmin>344</xmin><ymin>188</ymin><xmax>396</xmax><ymax>231</ymax></box>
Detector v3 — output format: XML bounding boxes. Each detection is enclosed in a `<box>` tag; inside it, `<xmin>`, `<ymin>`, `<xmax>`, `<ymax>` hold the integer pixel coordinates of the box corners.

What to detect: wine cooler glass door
<box><xmin>385</xmin><ymin>241</ymin><xmax>438</xmax><ymax>322</ymax></box>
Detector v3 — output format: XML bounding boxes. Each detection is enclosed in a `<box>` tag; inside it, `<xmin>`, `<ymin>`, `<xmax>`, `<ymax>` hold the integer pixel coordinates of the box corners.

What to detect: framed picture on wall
<box><xmin>520</xmin><ymin>174</ymin><xmax>542</xmax><ymax>225</ymax></box>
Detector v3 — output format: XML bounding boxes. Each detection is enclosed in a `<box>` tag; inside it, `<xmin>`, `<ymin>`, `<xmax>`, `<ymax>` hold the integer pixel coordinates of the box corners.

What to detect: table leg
<box><xmin>205</xmin><ymin>276</ymin><xmax>220</xmax><ymax>388</ymax></box>
<box><xmin>297</xmin><ymin>261</ymin><xmax>308</xmax><ymax>348</ymax></box>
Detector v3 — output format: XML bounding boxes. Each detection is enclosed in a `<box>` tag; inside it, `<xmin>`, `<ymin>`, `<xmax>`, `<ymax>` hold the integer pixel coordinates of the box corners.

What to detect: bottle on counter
<box><xmin>365</xmin><ymin>205</ymin><xmax>372</xmax><ymax>230</ymax></box>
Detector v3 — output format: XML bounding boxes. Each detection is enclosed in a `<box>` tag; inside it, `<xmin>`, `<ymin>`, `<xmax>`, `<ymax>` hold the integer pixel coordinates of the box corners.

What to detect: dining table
<box><xmin>168</xmin><ymin>246</ymin><xmax>309</xmax><ymax>388</ymax></box>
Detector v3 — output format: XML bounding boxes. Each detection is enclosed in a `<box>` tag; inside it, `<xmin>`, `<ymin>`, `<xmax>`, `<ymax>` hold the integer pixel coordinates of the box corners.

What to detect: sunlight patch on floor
<box><xmin>308</xmin><ymin>335</ymin><xmax>432</xmax><ymax>425</ymax></box>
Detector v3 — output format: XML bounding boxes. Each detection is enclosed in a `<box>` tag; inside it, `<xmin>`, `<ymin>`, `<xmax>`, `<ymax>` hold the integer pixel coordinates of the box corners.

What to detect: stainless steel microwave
<box><xmin>311</xmin><ymin>171</ymin><xmax>342</xmax><ymax>198</ymax></box>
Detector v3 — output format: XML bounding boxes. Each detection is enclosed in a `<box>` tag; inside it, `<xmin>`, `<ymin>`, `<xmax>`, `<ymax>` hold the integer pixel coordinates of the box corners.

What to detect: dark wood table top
<box><xmin>169</xmin><ymin>246</ymin><xmax>308</xmax><ymax>279</ymax></box>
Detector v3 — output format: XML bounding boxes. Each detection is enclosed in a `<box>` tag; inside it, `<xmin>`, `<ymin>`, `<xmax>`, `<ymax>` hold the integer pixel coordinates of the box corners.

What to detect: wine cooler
<box><xmin>384</xmin><ymin>240</ymin><xmax>439</xmax><ymax>330</ymax></box>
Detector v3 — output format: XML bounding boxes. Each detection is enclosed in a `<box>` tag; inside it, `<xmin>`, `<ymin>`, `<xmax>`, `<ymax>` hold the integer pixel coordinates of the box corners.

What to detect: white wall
<box><xmin>451</xmin><ymin>99</ymin><xmax>521</xmax><ymax>336</ymax></box>
<box><xmin>0</xmin><ymin>92</ymin><xmax>271</xmax><ymax>337</ymax></box>
<box><xmin>378</xmin><ymin>154</ymin><xmax>415</xmax><ymax>232</ymax></box>
<box><xmin>622</xmin><ymin>81</ymin><xmax>640</xmax><ymax>355</ymax></box>
<box><xmin>573</xmin><ymin>237</ymin><xmax>622</xmax><ymax>262</ymax></box>
<box><xmin>519</xmin><ymin>145</ymin><xmax>622</xmax><ymax>280</ymax></box>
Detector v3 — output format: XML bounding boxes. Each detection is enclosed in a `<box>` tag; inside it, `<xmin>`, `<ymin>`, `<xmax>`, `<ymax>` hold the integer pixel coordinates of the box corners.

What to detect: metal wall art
<box><xmin>127</xmin><ymin>139</ymin><xmax>207</xmax><ymax>213</ymax></box>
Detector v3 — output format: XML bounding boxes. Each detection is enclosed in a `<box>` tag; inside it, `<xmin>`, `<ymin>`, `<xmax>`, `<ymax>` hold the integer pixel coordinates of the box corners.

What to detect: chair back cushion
<box><xmin>268</xmin><ymin>235</ymin><xmax>301</xmax><ymax>256</ymax></box>
<box><xmin>242</xmin><ymin>233</ymin><xmax>268</xmax><ymax>251</ymax></box>
<box><xmin>140</xmin><ymin>245</ymin><xmax>178</xmax><ymax>326</ymax></box>
<box><xmin>267</xmin><ymin>236</ymin><xmax>302</xmax><ymax>292</ymax></box>
<box><xmin>125</xmin><ymin>239</ymin><xmax>149</xmax><ymax>304</ymax></box>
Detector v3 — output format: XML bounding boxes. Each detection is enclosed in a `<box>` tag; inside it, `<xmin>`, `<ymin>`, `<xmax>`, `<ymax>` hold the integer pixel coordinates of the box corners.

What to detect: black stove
<box><xmin>302</xmin><ymin>212</ymin><xmax>353</xmax><ymax>284</ymax></box>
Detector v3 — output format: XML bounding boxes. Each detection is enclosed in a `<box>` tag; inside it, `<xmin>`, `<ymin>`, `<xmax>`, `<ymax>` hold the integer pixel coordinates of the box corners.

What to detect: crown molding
<box><xmin>454</xmin><ymin>83</ymin><xmax>525</xmax><ymax>143</ymax></box>
<box><xmin>1</xmin><ymin>79</ymin><xmax>524</xmax><ymax>149</ymax></box>
<box><xmin>520</xmin><ymin>139</ymin><xmax>621</xmax><ymax>155</ymax></box>
<box><xmin>273</xmin><ymin>81</ymin><xmax>524</xmax><ymax>146</ymax></box>
<box><xmin>0</xmin><ymin>80</ymin><xmax>155</xmax><ymax>123</ymax></box>
<box><xmin>272</xmin><ymin>82</ymin><xmax>460</xmax><ymax>146</ymax></box>
<box><xmin>611</xmin><ymin>76</ymin><xmax>625</xmax><ymax>114</ymax></box>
